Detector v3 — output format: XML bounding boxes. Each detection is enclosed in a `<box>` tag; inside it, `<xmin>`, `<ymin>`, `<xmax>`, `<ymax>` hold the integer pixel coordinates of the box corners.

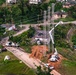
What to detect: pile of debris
<box><xmin>30</xmin><ymin>45</ymin><xmax>48</xmax><ymax>59</ymax></box>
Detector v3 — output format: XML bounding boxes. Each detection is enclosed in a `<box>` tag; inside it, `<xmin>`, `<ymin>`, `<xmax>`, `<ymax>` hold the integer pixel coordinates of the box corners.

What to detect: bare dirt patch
<box><xmin>48</xmin><ymin>54</ymin><xmax>66</xmax><ymax>71</ymax></box>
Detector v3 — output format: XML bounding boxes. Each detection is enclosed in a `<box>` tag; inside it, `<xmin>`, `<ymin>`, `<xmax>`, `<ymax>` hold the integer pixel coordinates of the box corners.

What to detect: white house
<box><xmin>29</xmin><ymin>0</ymin><xmax>41</xmax><ymax>4</ymax></box>
<box><xmin>6</xmin><ymin>0</ymin><xmax>16</xmax><ymax>4</ymax></box>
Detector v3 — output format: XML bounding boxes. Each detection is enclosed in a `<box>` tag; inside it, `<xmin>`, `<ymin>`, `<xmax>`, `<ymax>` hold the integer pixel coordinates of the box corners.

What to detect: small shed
<box><xmin>30</xmin><ymin>45</ymin><xmax>48</xmax><ymax>59</ymax></box>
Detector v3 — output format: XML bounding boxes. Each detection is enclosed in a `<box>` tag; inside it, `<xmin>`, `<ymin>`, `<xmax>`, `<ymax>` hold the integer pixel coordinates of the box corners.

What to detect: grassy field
<box><xmin>0</xmin><ymin>51</ymin><xmax>36</xmax><ymax>75</ymax></box>
<box><xmin>54</xmin><ymin>17</ymin><xmax>75</xmax><ymax>22</ymax></box>
<box><xmin>59</xmin><ymin>60</ymin><xmax>76</xmax><ymax>75</ymax></box>
<box><xmin>57</xmin><ymin>47</ymin><xmax>76</xmax><ymax>75</ymax></box>
<box><xmin>0</xmin><ymin>45</ymin><xmax>3</xmax><ymax>49</ymax></box>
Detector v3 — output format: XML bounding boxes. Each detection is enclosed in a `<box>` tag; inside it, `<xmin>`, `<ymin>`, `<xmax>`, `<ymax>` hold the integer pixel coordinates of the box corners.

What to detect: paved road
<box><xmin>5</xmin><ymin>47</ymin><xmax>41</xmax><ymax>69</ymax></box>
<box><xmin>19</xmin><ymin>20</ymin><xmax>76</xmax><ymax>27</ymax></box>
<box><xmin>14</xmin><ymin>26</ymin><xmax>29</xmax><ymax>37</ymax></box>
<box><xmin>0</xmin><ymin>26</ymin><xmax>29</xmax><ymax>44</ymax></box>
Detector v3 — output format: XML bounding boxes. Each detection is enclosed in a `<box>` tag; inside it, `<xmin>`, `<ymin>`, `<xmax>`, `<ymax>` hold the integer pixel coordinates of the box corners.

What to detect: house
<box><xmin>34</xmin><ymin>30</ymin><xmax>50</xmax><ymax>44</ymax></box>
<box><xmin>56</xmin><ymin>0</ymin><xmax>65</xmax><ymax>2</ymax></box>
<box><xmin>1</xmin><ymin>24</ymin><xmax>16</xmax><ymax>31</ymax></box>
<box><xmin>63</xmin><ymin>2</ymin><xmax>74</xmax><ymax>8</ymax></box>
<box><xmin>29</xmin><ymin>0</ymin><xmax>41</xmax><ymax>4</ymax></box>
<box><xmin>56</xmin><ymin>0</ymin><xmax>76</xmax><ymax>2</ymax></box>
<box><xmin>53</xmin><ymin>11</ymin><xmax>67</xmax><ymax>20</ymax></box>
<box><xmin>6</xmin><ymin>0</ymin><xmax>16</xmax><ymax>4</ymax></box>
<box><xmin>67</xmin><ymin>0</ymin><xmax>76</xmax><ymax>3</ymax></box>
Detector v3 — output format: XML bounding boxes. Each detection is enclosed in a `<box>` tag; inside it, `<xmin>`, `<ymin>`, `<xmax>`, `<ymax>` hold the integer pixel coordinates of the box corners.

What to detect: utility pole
<box><xmin>43</xmin><ymin>10</ymin><xmax>47</xmax><ymax>56</ymax></box>
<box><xmin>43</xmin><ymin>11</ymin><xmax>47</xmax><ymax>45</ymax></box>
<box><xmin>51</xmin><ymin>3</ymin><xmax>55</xmax><ymax>52</ymax></box>
<box><xmin>48</xmin><ymin>6</ymin><xmax>51</xmax><ymax>52</ymax></box>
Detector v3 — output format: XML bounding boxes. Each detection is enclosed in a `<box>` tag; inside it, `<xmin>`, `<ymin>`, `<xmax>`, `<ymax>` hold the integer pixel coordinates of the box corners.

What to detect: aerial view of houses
<box><xmin>0</xmin><ymin>0</ymin><xmax>76</xmax><ymax>75</ymax></box>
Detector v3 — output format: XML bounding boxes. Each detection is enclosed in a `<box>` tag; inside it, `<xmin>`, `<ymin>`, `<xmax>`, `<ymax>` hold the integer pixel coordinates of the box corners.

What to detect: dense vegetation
<box><xmin>0</xmin><ymin>0</ymin><xmax>76</xmax><ymax>25</ymax></box>
<box><xmin>54</xmin><ymin>24</ymin><xmax>71</xmax><ymax>48</ymax></box>
<box><xmin>54</xmin><ymin>24</ymin><xmax>76</xmax><ymax>75</ymax></box>
<box><xmin>0</xmin><ymin>25</ymin><xmax>5</xmax><ymax>40</ymax></box>
<box><xmin>54</xmin><ymin>24</ymin><xmax>76</xmax><ymax>61</ymax></box>
<box><xmin>72</xmin><ymin>30</ymin><xmax>76</xmax><ymax>45</ymax></box>
<box><xmin>0</xmin><ymin>0</ymin><xmax>5</xmax><ymax>5</ymax></box>
<box><xmin>36</xmin><ymin>66</ymin><xmax>51</xmax><ymax>75</ymax></box>
<box><xmin>9</xmin><ymin>26</ymin><xmax>35</xmax><ymax>53</ymax></box>
<box><xmin>0</xmin><ymin>0</ymin><xmax>49</xmax><ymax>25</ymax></box>
<box><xmin>59</xmin><ymin>60</ymin><xmax>76</xmax><ymax>75</ymax></box>
<box><xmin>0</xmin><ymin>45</ymin><xmax>3</xmax><ymax>49</ymax></box>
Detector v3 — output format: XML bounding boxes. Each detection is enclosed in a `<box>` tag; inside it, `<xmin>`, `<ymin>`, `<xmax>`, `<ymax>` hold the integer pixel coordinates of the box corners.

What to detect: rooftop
<box><xmin>34</xmin><ymin>30</ymin><xmax>49</xmax><ymax>39</ymax></box>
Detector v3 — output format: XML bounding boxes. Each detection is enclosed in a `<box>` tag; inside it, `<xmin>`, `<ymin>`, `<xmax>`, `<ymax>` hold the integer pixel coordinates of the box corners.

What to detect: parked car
<box><xmin>5</xmin><ymin>41</ymin><xmax>19</xmax><ymax>47</ymax></box>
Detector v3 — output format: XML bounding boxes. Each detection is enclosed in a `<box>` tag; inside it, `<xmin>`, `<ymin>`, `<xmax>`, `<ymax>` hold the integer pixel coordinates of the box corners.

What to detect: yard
<box><xmin>0</xmin><ymin>51</ymin><xmax>36</xmax><ymax>75</ymax></box>
<box><xmin>56</xmin><ymin>47</ymin><xmax>76</xmax><ymax>75</ymax></box>
<box><xmin>54</xmin><ymin>17</ymin><xmax>75</xmax><ymax>22</ymax></box>
<box><xmin>59</xmin><ymin>60</ymin><xmax>76</xmax><ymax>75</ymax></box>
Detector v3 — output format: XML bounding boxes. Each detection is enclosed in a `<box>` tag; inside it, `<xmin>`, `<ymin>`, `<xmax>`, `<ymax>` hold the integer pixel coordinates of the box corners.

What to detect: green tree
<box><xmin>72</xmin><ymin>34</ymin><xmax>76</xmax><ymax>45</ymax></box>
<box><xmin>0</xmin><ymin>25</ymin><xmax>5</xmax><ymax>40</ymax></box>
<box><xmin>0</xmin><ymin>0</ymin><xmax>5</xmax><ymax>5</ymax></box>
<box><xmin>68</xmin><ymin>5</ymin><xmax>76</xmax><ymax>19</ymax></box>
<box><xmin>55</xmin><ymin>2</ymin><xmax>63</xmax><ymax>11</ymax></box>
<box><xmin>40</xmin><ymin>3</ymin><xmax>48</xmax><ymax>10</ymax></box>
<box><xmin>49</xmin><ymin>0</ymin><xmax>56</xmax><ymax>3</ymax></box>
<box><xmin>36</xmin><ymin>66</ymin><xmax>52</xmax><ymax>75</ymax></box>
<box><xmin>27</xmin><ymin>26</ymin><xmax>35</xmax><ymax>38</ymax></box>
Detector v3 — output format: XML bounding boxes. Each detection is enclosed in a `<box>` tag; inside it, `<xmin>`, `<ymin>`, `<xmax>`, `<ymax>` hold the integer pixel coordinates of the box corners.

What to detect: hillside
<box><xmin>9</xmin><ymin>23</ymin><xmax>76</xmax><ymax>75</ymax></box>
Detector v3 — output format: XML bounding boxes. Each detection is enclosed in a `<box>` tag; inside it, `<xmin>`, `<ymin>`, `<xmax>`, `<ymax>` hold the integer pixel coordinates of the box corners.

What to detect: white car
<box><xmin>5</xmin><ymin>41</ymin><xmax>11</xmax><ymax>46</ymax></box>
<box><xmin>44</xmin><ymin>63</ymin><xmax>54</xmax><ymax>70</ymax></box>
<box><xmin>5</xmin><ymin>41</ymin><xmax>16</xmax><ymax>47</ymax></box>
<box><xmin>11</xmin><ymin>42</ymin><xmax>15</xmax><ymax>46</ymax></box>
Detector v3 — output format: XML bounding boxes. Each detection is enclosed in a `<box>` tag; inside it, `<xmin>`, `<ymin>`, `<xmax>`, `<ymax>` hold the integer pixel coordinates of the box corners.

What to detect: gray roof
<box><xmin>34</xmin><ymin>30</ymin><xmax>49</xmax><ymax>39</ymax></box>
<box><xmin>54</xmin><ymin>11</ymin><xmax>67</xmax><ymax>15</ymax></box>
<box><xmin>1</xmin><ymin>24</ymin><xmax>15</xmax><ymax>29</ymax></box>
